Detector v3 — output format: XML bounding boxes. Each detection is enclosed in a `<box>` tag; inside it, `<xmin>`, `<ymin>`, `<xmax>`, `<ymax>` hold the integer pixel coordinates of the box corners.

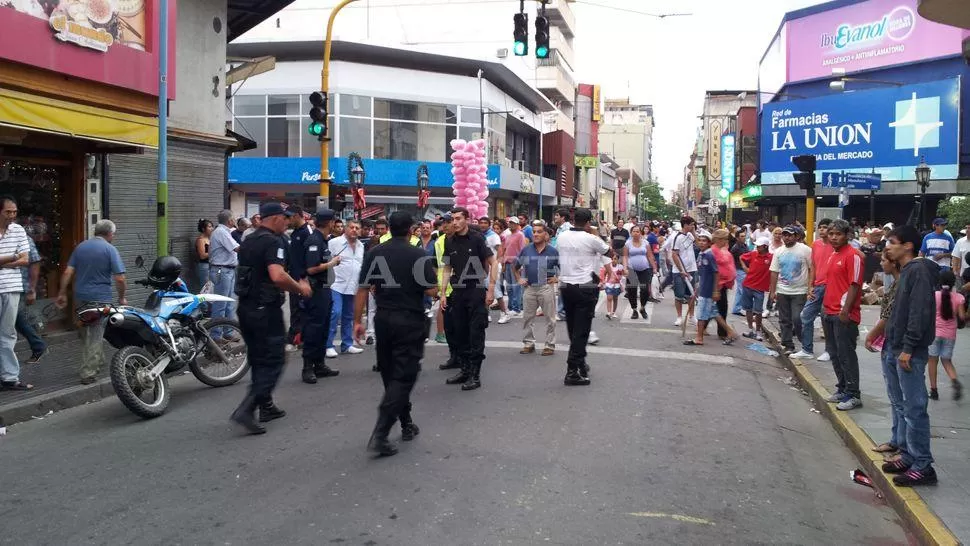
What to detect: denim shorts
<box><xmin>695</xmin><ymin>296</ymin><xmax>719</xmax><ymax>321</ymax></box>
<box><xmin>673</xmin><ymin>272</ymin><xmax>697</xmax><ymax>303</ymax></box>
<box><xmin>740</xmin><ymin>286</ymin><xmax>765</xmax><ymax>312</ymax></box>
<box><xmin>604</xmin><ymin>286</ymin><xmax>622</xmax><ymax>297</ymax></box>
<box><xmin>928</xmin><ymin>336</ymin><xmax>956</xmax><ymax>359</ymax></box>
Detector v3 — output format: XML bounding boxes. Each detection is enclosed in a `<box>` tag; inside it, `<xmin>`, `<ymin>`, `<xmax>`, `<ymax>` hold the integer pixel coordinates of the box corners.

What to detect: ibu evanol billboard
<box><xmin>760</xmin><ymin>77</ymin><xmax>960</xmax><ymax>185</ymax></box>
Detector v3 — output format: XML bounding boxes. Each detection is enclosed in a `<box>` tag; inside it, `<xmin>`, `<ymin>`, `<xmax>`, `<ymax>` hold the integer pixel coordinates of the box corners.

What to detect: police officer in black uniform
<box><xmin>354</xmin><ymin>211</ymin><xmax>437</xmax><ymax>456</ymax></box>
<box><xmin>231</xmin><ymin>202</ymin><xmax>312</xmax><ymax>435</ymax></box>
<box><xmin>286</xmin><ymin>206</ymin><xmax>311</xmax><ymax>347</ymax></box>
<box><xmin>301</xmin><ymin>209</ymin><xmax>342</xmax><ymax>384</ymax></box>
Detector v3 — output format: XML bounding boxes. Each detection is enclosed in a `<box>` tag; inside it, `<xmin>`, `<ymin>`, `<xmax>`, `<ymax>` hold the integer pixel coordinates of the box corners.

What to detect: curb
<box><xmin>762</xmin><ymin>325</ymin><xmax>961</xmax><ymax>546</ymax></box>
<box><xmin>0</xmin><ymin>379</ymin><xmax>114</xmax><ymax>427</ymax></box>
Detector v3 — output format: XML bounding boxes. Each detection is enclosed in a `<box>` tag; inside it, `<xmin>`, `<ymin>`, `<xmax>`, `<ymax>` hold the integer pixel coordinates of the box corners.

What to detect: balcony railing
<box><xmin>544</xmin><ymin>0</ymin><xmax>576</xmax><ymax>38</ymax></box>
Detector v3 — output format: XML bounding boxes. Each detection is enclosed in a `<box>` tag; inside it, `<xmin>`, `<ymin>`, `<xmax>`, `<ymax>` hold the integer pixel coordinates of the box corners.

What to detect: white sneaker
<box><xmin>817</xmin><ymin>352</ymin><xmax>831</xmax><ymax>362</ymax></box>
<box><xmin>689</xmin><ymin>316</ymin><xmax>698</xmax><ymax>325</ymax></box>
<box><xmin>588</xmin><ymin>331</ymin><xmax>600</xmax><ymax>345</ymax></box>
<box><xmin>488</xmin><ymin>314</ymin><xmax>492</xmax><ymax>323</ymax></box>
<box><xmin>342</xmin><ymin>346</ymin><xmax>364</xmax><ymax>355</ymax></box>
<box><xmin>674</xmin><ymin>317</ymin><xmax>683</xmax><ymax>326</ymax></box>
<box><xmin>510</xmin><ymin>311</ymin><xmax>524</xmax><ymax>319</ymax></box>
<box><xmin>789</xmin><ymin>350</ymin><xmax>814</xmax><ymax>359</ymax></box>
<box><xmin>285</xmin><ymin>344</ymin><xmax>298</xmax><ymax>353</ymax></box>
<box><xmin>498</xmin><ymin>313</ymin><xmax>511</xmax><ymax>324</ymax></box>
<box><xmin>325</xmin><ymin>348</ymin><xmax>339</xmax><ymax>359</ymax></box>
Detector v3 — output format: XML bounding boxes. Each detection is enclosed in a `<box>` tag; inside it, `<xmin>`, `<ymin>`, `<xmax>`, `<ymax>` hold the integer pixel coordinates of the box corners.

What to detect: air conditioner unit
<box><xmin>502</xmin><ymin>158</ymin><xmax>513</xmax><ymax>168</ymax></box>
<box><xmin>513</xmin><ymin>160</ymin><xmax>526</xmax><ymax>171</ymax></box>
<box><xmin>496</xmin><ymin>48</ymin><xmax>509</xmax><ymax>59</ymax></box>
<box><xmin>84</xmin><ymin>154</ymin><xmax>103</xmax><ymax>239</ymax></box>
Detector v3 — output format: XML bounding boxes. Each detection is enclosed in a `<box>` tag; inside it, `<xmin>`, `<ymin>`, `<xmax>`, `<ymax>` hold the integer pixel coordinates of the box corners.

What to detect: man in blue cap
<box><xmin>920</xmin><ymin>217</ymin><xmax>955</xmax><ymax>272</ymax></box>
<box><xmin>300</xmin><ymin>208</ymin><xmax>342</xmax><ymax>384</ymax></box>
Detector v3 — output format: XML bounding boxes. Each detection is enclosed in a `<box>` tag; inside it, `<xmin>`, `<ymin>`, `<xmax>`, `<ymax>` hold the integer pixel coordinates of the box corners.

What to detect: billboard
<box><xmin>707</xmin><ymin>119</ymin><xmax>722</xmax><ymax>181</ymax></box>
<box><xmin>721</xmin><ymin>134</ymin><xmax>736</xmax><ymax>192</ymax></box>
<box><xmin>787</xmin><ymin>0</ymin><xmax>967</xmax><ymax>83</ymax></box>
<box><xmin>760</xmin><ymin>77</ymin><xmax>960</xmax><ymax>184</ymax></box>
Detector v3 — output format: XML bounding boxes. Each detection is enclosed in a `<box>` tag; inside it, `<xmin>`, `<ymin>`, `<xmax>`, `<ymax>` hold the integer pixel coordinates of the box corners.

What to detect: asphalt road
<box><xmin>1</xmin><ymin>297</ymin><xmax>909</xmax><ymax>545</ymax></box>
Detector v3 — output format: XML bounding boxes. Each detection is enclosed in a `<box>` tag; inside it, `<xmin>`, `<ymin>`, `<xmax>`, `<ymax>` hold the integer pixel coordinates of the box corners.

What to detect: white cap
<box><xmin>883</xmin><ymin>222</ymin><xmax>894</xmax><ymax>230</ymax></box>
<box><xmin>695</xmin><ymin>229</ymin><xmax>712</xmax><ymax>240</ymax></box>
<box><xmin>507</xmin><ymin>216</ymin><xmax>519</xmax><ymax>224</ymax></box>
<box><xmin>756</xmin><ymin>236</ymin><xmax>771</xmax><ymax>247</ymax></box>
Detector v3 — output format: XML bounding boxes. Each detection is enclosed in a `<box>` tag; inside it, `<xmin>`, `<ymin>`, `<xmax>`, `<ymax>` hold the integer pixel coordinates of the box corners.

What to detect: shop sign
<box><xmin>50</xmin><ymin>13</ymin><xmax>113</xmax><ymax>52</ymax></box>
<box><xmin>786</xmin><ymin>0</ymin><xmax>966</xmax><ymax>83</ymax></box>
<box><xmin>574</xmin><ymin>155</ymin><xmax>598</xmax><ymax>169</ymax></box>
<box><xmin>760</xmin><ymin>77</ymin><xmax>959</xmax><ymax>184</ymax></box>
<box><xmin>721</xmin><ymin>134</ymin><xmax>735</xmax><ymax>192</ymax></box>
<box><xmin>592</xmin><ymin>85</ymin><xmax>601</xmax><ymax>122</ymax></box>
<box><xmin>742</xmin><ymin>185</ymin><xmax>763</xmax><ymax>201</ymax></box>
<box><xmin>230</xmin><ymin>157</ymin><xmax>500</xmax><ymax>188</ymax></box>
<box><xmin>707</xmin><ymin>119</ymin><xmax>722</xmax><ymax>181</ymax></box>
<box><xmin>728</xmin><ymin>191</ymin><xmax>745</xmax><ymax>209</ymax></box>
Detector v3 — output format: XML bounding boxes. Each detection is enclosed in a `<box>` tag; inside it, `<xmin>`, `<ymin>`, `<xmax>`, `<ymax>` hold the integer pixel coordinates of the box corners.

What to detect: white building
<box><xmin>598</xmin><ymin>98</ymin><xmax>654</xmax><ymax>185</ymax></box>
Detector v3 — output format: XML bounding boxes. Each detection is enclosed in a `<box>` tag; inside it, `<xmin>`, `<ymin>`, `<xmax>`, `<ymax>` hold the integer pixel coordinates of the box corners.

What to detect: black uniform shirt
<box><xmin>444</xmin><ymin>229</ymin><xmax>493</xmax><ymax>290</ymax></box>
<box><xmin>359</xmin><ymin>237</ymin><xmax>435</xmax><ymax>315</ymax></box>
<box><xmin>236</xmin><ymin>226</ymin><xmax>286</xmax><ymax>306</ymax></box>
<box><xmin>288</xmin><ymin>223</ymin><xmax>312</xmax><ymax>280</ymax></box>
<box><xmin>303</xmin><ymin>229</ymin><xmax>331</xmax><ymax>284</ymax></box>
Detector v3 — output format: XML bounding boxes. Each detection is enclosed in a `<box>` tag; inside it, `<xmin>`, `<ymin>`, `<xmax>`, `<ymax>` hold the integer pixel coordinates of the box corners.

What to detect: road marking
<box><xmin>628</xmin><ymin>512</ymin><xmax>715</xmax><ymax>526</ymax></box>
<box><xmin>475</xmin><ymin>341</ymin><xmax>735</xmax><ymax>365</ymax></box>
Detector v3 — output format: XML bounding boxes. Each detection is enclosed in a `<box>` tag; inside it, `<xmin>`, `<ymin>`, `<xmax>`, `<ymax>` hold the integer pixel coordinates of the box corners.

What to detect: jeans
<box><xmin>208</xmin><ymin>266</ymin><xmax>237</xmax><ymax>338</ymax></box>
<box><xmin>16</xmin><ymin>298</ymin><xmax>46</xmax><ymax>354</ymax></box>
<box><xmin>502</xmin><ymin>265</ymin><xmax>523</xmax><ymax>313</ymax></box>
<box><xmin>799</xmin><ymin>285</ymin><xmax>826</xmax><ymax>354</ymax></box>
<box><xmin>776</xmin><ymin>293</ymin><xmax>807</xmax><ymax>351</ymax></box>
<box><xmin>884</xmin><ymin>346</ymin><xmax>934</xmax><ymax>471</ymax></box>
<box><xmin>881</xmin><ymin>347</ymin><xmax>905</xmax><ymax>449</ymax></box>
<box><xmin>327</xmin><ymin>292</ymin><xmax>355</xmax><ymax>351</ymax></box>
<box><xmin>197</xmin><ymin>262</ymin><xmax>210</xmax><ymax>291</ymax></box>
<box><xmin>0</xmin><ymin>292</ymin><xmax>21</xmax><ymax>382</ymax></box>
<box><xmin>821</xmin><ymin>314</ymin><xmax>861</xmax><ymax>399</ymax></box>
<box><xmin>77</xmin><ymin>300</ymin><xmax>108</xmax><ymax>381</ymax></box>
<box><xmin>366</xmin><ymin>292</ymin><xmax>376</xmax><ymax>338</ymax></box>
<box><xmin>523</xmin><ymin>283</ymin><xmax>557</xmax><ymax>349</ymax></box>
<box><xmin>560</xmin><ymin>283</ymin><xmax>598</xmax><ymax>373</ymax></box>
<box><xmin>731</xmin><ymin>270</ymin><xmax>747</xmax><ymax>314</ymax></box>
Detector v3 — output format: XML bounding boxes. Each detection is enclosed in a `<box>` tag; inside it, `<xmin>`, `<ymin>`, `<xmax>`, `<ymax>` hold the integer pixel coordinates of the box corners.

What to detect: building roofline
<box><xmin>226</xmin><ymin>40</ymin><xmax>556</xmax><ymax>113</ymax></box>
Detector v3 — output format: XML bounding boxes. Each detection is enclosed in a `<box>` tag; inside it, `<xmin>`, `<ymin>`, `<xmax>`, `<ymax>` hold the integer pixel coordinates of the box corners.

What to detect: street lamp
<box><xmin>348</xmin><ymin>151</ymin><xmax>366</xmax><ymax>220</ymax></box>
<box><xmin>416</xmin><ymin>163</ymin><xmax>430</xmax><ymax>213</ymax></box>
<box><xmin>915</xmin><ymin>156</ymin><xmax>931</xmax><ymax>231</ymax></box>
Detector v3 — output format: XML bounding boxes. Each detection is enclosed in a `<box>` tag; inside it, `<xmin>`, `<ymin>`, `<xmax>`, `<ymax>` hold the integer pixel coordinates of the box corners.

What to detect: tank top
<box><xmin>626</xmin><ymin>239</ymin><xmax>650</xmax><ymax>271</ymax></box>
<box><xmin>198</xmin><ymin>239</ymin><xmax>210</xmax><ymax>263</ymax></box>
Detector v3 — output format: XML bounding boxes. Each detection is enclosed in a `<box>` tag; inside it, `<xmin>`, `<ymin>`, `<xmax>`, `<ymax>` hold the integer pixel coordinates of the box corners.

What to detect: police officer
<box><xmin>231</xmin><ymin>202</ymin><xmax>312</xmax><ymax>435</ymax></box>
<box><xmin>286</xmin><ymin>206</ymin><xmax>311</xmax><ymax>348</ymax></box>
<box><xmin>301</xmin><ymin>208</ymin><xmax>342</xmax><ymax>384</ymax></box>
<box><xmin>354</xmin><ymin>211</ymin><xmax>437</xmax><ymax>456</ymax></box>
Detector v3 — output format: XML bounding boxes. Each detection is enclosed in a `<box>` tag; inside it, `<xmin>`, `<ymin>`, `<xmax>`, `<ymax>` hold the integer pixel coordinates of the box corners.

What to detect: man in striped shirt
<box><xmin>0</xmin><ymin>196</ymin><xmax>31</xmax><ymax>391</ymax></box>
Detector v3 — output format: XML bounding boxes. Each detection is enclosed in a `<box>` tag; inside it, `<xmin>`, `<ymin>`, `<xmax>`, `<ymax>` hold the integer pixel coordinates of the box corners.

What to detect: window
<box><xmin>340</xmin><ymin>94</ymin><xmax>372</xmax><ymax>117</ymax></box>
<box><xmin>267</xmin><ymin>117</ymin><xmax>301</xmax><ymax>157</ymax></box>
<box><xmin>375</xmin><ymin>99</ymin><xmax>456</xmax><ymax>124</ymax></box>
<box><xmin>234</xmin><ymin>117</ymin><xmax>265</xmax><ymax>157</ymax></box>
<box><xmin>374</xmin><ymin>120</ymin><xmax>417</xmax><ymax>160</ymax></box>
<box><xmin>234</xmin><ymin>95</ymin><xmax>265</xmax><ymax>116</ymax></box>
<box><xmin>268</xmin><ymin>94</ymin><xmax>300</xmax><ymax>116</ymax></box>
<box><xmin>339</xmin><ymin>117</ymin><xmax>372</xmax><ymax>159</ymax></box>
<box><xmin>459</xmin><ymin>126</ymin><xmax>480</xmax><ymax>143</ymax></box>
<box><xmin>460</xmin><ymin>106</ymin><xmax>482</xmax><ymax>126</ymax></box>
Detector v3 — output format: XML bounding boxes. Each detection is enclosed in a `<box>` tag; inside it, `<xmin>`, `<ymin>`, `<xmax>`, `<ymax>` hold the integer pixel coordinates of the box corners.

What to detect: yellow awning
<box><xmin>0</xmin><ymin>88</ymin><xmax>157</xmax><ymax>148</ymax></box>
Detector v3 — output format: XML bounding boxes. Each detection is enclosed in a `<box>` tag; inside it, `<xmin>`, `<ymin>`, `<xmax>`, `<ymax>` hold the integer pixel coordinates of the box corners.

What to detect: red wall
<box><xmin>737</xmin><ymin>106</ymin><xmax>758</xmax><ymax>187</ymax></box>
<box><xmin>543</xmin><ymin>130</ymin><xmax>575</xmax><ymax>198</ymax></box>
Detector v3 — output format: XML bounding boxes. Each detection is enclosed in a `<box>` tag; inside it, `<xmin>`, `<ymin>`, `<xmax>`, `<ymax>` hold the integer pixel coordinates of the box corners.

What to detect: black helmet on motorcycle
<box><xmin>148</xmin><ymin>256</ymin><xmax>183</xmax><ymax>287</ymax></box>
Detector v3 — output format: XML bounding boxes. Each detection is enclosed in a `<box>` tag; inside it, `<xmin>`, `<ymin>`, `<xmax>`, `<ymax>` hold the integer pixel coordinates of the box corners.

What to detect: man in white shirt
<box><xmin>750</xmin><ymin>221</ymin><xmax>770</xmax><ymax>247</ymax></box>
<box><xmin>768</xmin><ymin>225</ymin><xmax>814</xmax><ymax>355</ymax></box>
<box><xmin>326</xmin><ymin>219</ymin><xmax>365</xmax><ymax>358</ymax></box>
<box><xmin>0</xmin><ymin>196</ymin><xmax>30</xmax><ymax>390</ymax></box>
<box><xmin>669</xmin><ymin>216</ymin><xmax>698</xmax><ymax>326</ymax></box>
<box><xmin>556</xmin><ymin>208</ymin><xmax>610</xmax><ymax>386</ymax></box>
<box><xmin>951</xmin><ymin>223</ymin><xmax>970</xmax><ymax>280</ymax></box>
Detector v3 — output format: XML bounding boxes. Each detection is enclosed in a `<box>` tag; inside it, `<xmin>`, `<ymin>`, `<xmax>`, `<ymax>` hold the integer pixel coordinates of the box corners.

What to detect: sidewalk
<box><xmin>766</xmin><ymin>307</ymin><xmax>968</xmax><ymax>545</ymax></box>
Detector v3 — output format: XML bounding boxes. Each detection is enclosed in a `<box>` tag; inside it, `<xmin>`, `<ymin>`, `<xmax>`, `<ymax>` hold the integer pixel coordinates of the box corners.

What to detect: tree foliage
<box><xmin>638</xmin><ymin>180</ymin><xmax>681</xmax><ymax>220</ymax></box>
<box><xmin>937</xmin><ymin>196</ymin><xmax>970</xmax><ymax>228</ymax></box>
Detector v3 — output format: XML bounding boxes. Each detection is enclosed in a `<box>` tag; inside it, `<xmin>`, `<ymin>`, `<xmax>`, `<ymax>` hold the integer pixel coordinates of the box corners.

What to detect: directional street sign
<box><xmin>821</xmin><ymin>172</ymin><xmax>841</xmax><ymax>188</ymax></box>
<box><xmin>821</xmin><ymin>172</ymin><xmax>882</xmax><ymax>190</ymax></box>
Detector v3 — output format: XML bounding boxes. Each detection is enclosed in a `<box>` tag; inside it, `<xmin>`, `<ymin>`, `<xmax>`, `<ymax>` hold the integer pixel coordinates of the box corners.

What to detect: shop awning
<box><xmin>0</xmin><ymin>88</ymin><xmax>157</xmax><ymax>148</ymax></box>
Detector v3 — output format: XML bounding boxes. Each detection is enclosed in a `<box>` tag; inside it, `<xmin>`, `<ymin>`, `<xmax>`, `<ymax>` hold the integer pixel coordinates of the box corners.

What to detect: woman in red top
<box><xmin>712</xmin><ymin>229</ymin><xmax>737</xmax><ymax>339</ymax></box>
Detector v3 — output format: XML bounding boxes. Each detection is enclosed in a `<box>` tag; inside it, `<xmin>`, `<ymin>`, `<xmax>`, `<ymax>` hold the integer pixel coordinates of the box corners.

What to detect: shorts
<box><xmin>928</xmin><ymin>336</ymin><xmax>955</xmax><ymax>359</ymax></box>
<box><xmin>673</xmin><ymin>271</ymin><xmax>698</xmax><ymax>303</ymax></box>
<box><xmin>695</xmin><ymin>296</ymin><xmax>719</xmax><ymax>321</ymax></box>
<box><xmin>739</xmin><ymin>286</ymin><xmax>765</xmax><ymax>313</ymax></box>
<box><xmin>605</xmin><ymin>286</ymin><xmax>622</xmax><ymax>297</ymax></box>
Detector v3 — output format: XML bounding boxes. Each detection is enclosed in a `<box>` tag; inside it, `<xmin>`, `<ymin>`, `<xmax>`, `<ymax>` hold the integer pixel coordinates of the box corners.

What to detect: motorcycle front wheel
<box><xmin>109</xmin><ymin>346</ymin><xmax>170</xmax><ymax>419</ymax></box>
<box><xmin>191</xmin><ymin>318</ymin><xmax>250</xmax><ymax>387</ymax></box>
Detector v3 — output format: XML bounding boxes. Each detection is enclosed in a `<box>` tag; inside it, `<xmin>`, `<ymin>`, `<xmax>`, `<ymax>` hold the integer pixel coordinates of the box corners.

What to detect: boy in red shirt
<box><xmin>740</xmin><ymin>237</ymin><xmax>773</xmax><ymax>341</ymax></box>
<box><xmin>821</xmin><ymin>219</ymin><xmax>865</xmax><ymax>410</ymax></box>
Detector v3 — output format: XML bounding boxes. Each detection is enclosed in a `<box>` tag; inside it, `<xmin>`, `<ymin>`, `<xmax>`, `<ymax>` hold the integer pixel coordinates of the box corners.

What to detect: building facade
<box><xmin>598</xmin><ymin>98</ymin><xmax>654</xmax><ymax>185</ymax></box>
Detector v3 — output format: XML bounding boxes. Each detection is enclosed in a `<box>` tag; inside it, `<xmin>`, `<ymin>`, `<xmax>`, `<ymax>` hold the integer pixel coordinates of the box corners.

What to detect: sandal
<box><xmin>723</xmin><ymin>336</ymin><xmax>740</xmax><ymax>346</ymax></box>
<box><xmin>1</xmin><ymin>380</ymin><xmax>34</xmax><ymax>391</ymax></box>
<box><xmin>683</xmin><ymin>340</ymin><xmax>704</xmax><ymax>346</ymax></box>
<box><xmin>872</xmin><ymin>442</ymin><xmax>898</xmax><ymax>453</ymax></box>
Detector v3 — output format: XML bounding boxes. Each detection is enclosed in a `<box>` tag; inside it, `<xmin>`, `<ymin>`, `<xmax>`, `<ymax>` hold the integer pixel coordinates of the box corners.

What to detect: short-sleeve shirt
<box><xmin>209</xmin><ymin>224</ymin><xmax>239</xmax><ymax>267</ymax></box>
<box><xmin>503</xmin><ymin>231</ymin><xmax>527</xmax><ymax>264</ymax></box>
<box><xmin>445</xmin><ymin>230</ymin><xmax>493</xmax><ymax>290</ymax></box>
<box><xmin>822</xmin><ymin>244</ymin><xmax>864</xmax><ymax>323</ymax></box>
<box><xmin>516</xmin><ymin>244</ymin><xmax>560</xmax><ymax>286</ymax></box>
<box><xmin>610</xmin><ymin>228</ymin><xmax>630</xmax><ymax>252</ymax></box>
<box><xmin>359</xmin><ymin>237</ymin><xmax>435</xmax><ymax>315</ymax></box>
<box><xmin>556</xmin><ymin>228</ymin><xmax>611</xmax><ymax>285</ymax></box>
<box><xmin>741</xmin><ymin>250</ymin><xmax>772</xmax><ymax>292</ymax></box>
<box><xmin>303</xmin><ymin>230</ymin><xmax>332</xmax><ymax>285</ymax></box>
<box><xmin>953</xmin><ymin>236</ymin><xmax>970</xmax><ymax>279</ymax></box>
<box><xmin>935</xmin><ymin>290</ymin><xmax>965</xmax><ymax>340</ymax></box>
<box><xmin>236</xmin><ymin>227</ymin><xmax>286</xmax><ymax>306</ymax></box>
<box><xmin>521</xmin><ymin>224</ymin><xmax>533</xmax><ymax>243</ymax></box>
<box><xmin>921</xmin><ymin>232</ymin><xmax>955</xmax><ymax>268</ymax></box>
<box><xmin>670</xmin><ymin>231</ymin><xmax>697</xmax><ymax>273</ymax></box>
<box><xmin>434</xmin><ymin>235</ymin><xmax>453</xmax><ymax>298</ymax></box>
<box><xmin>287</xmin><ymin>224</ymin><xmax>312</xmax><ymax>280</ymax></box>
<box><xmin>328</xmin><ymin>235</ymin><xmax>365</xmax><ymax>296</ymax></box>
<box><xmin>22</xmin><ymin>235</ymin><xmax>41</xmax><ymax>292</ymax></box>
<box><xmin>811</xmin><ymin>239</ymin><xmax>834</xmax><ymax>286</ymax></box>
<box><xmin>0</xmin><ymin>223</ymin><xmax>30</xmax><ymax>294</ymax></box>
<box><xmin>67</xmin><ymin>236</ymin><xmax>125</xmax><ymax>302</ymax></box>
<box><xmin>769</xmin><ymin>243</ymin><xmax>813</xmax><ymax>296</ymax></box>
<box><xmin>696</xmin><ymin>249</ymin><xmax>719</xmax><ymax>298</ymax></box>
<box><xmin>646</xmin><ymin>232</ymin><xmax>660</xmax><ymax>260</ymax></box>
<box><xmin>712</xmin><ymin>245</ymin><xmax>736</xmax><ymax>288</ymax></box>
<box><xmin>880</xmin><ymin>280</ymin><xmax>898</xmax><ymax>321</ymax></box>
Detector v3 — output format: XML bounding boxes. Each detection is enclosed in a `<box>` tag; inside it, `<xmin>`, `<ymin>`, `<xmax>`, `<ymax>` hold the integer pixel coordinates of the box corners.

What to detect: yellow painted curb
<box><xmin>763</xmin><ymin>326</ymin><xmax>961</xmax><ymax>546</ymax></box>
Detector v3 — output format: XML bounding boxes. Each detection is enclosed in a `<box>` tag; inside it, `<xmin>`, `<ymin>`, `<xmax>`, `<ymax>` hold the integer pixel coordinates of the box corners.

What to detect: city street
<box><xmin>2</xmin><ymin>299</ymin><xmax>909</xmax><ymax>545</ymax></box>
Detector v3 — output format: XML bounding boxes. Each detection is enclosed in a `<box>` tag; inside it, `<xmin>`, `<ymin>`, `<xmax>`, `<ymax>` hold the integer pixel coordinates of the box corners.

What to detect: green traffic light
<box><xmin>536</xmin><ymin>45</ymin><xmax>549</xmax><ymax>58</ymax></box>
<box><xmin>307</xmin><ymin>122</ymin><xmax>324</xmax><ymax>137</ymax></box>
<box><xmin>513</xmin><ymin>41</ymin><xmax>527</xmax><ymax>56</ymax></box>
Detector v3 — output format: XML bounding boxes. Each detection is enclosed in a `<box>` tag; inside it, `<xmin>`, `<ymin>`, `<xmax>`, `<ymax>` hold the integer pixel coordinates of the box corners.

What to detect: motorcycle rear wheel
<box><xmin>109</xmin><ymin>346</ymin><xmax>170</xmax><ymax>419</ymax></box>
<box><xmin>190</xmin><ymin>318</ymin><xmax>250</xmax><ymax>387</ymax></box>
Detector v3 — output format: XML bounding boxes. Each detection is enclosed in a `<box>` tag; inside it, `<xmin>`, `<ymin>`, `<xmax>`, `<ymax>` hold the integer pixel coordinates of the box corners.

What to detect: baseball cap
<box><xmin>259</xmin><ymin>202</ymin><xmax>294</xmax><ymax>219</ymax></box>
<box><xmin>933</xmin><ymin>217</ymin><xmax>948</xmax><ymax>226</ymax></box>
<box><xmin>756</xmin><ymin>236</ymin><xmax>771</xmax><ymax>247</ymax></box>
<box><xmin>782</xmin><ymin>225</ymin><xmax>797</xmax><ymax>235</ymax></box>
<box><xmin>507</xmin><ymin>216</ymin><xmax>519</xmax><ymax>224</ymax></box>
<box><xmin>441</xmin><ymin>212</ymin><xmax>453</xmax><ymax>221</ymax></box>
<box><xmin>695</xmin><ymin>229</ymin><xmax>712</xmax><ymax>240</ymax></box>
<box><xmin>314</xmin><ymin>208</ymin><xmax>336</xmax><ymax>223</ymax></box>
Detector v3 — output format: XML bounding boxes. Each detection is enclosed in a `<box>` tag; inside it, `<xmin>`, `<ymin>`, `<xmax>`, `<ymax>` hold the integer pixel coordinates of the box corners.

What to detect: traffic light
<box><xmin>513</xmin><ymin>12</ymin><xmax>528</xmax><ymax>56</ymax></box>
<box><xmin>534</xmin><ymin>14</ymin><xmax>550</xmax><ymax>59</ymax></box>
<box><xmin>308</xmin><ymin>91</ymin><xmax>328</xmax><ymax>141</ymax></box>
<box><xmin>792</xmin><ymin>154</ymin><xmax>816</xmax><ymax>194</ymax></box>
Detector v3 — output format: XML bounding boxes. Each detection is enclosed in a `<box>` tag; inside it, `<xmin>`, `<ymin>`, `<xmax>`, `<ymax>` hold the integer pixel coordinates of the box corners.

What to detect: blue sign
<box><xmin>820</xmin><ymin>172</ymin><xmax>882</xmax><ymax>190</ymax></box>
<box><xmin>228</xmin><ymin>157</ymin><xmax>500</xmax><ymax>188</ymax></box>
<box><xmin>761</xmin><ymin>78</ymin><xmax>960</xmax><ymax>184</ymax></box>
<box><xmin>721</xmin><ymin>134</ymin><xmax>736</xmax><ymax>192</ymax></box>
<box><xmin>821</xmin><ymin>172</ymin><xmax>841</xmax><ymax>188</ymax></box>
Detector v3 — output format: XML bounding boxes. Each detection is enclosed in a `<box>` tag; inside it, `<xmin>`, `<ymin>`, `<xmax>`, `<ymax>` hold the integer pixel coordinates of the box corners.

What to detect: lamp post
<box><xmin>348</xmin><ymin>152</ymin><xmax>366</xmax><ymax>221</ymax></box>
<box><xmin>915</xmin><ymin>156</ymin><xmax>931</xmax><ymax>231</ymax></box>
<box><xmin>416</xmin><ymin>163</ymin><xmax>430</xmax><ymax>215</ymax></box>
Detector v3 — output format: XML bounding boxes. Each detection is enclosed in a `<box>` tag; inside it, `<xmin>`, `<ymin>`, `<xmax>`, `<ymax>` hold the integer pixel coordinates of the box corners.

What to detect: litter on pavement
<box><xmin>746</xmin><ymin>343</ymin><xmax>779</xmax><ymax>357</ymax></box>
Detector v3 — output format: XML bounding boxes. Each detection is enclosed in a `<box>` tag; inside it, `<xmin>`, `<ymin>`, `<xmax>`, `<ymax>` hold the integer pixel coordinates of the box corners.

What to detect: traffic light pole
<box><xmin>805</xmin><ymin>187</ymin><xmax>815</xmax><ymax>245</ymax></box>
<box><xmin>320</xmin><ymin>0</ymin><xmax>360</xmax><ymax>209</ymax></box>
<box><xmin>157</xmin><ymin>0</ymin><xmax>169</xmax><ymax>256</ymax></box>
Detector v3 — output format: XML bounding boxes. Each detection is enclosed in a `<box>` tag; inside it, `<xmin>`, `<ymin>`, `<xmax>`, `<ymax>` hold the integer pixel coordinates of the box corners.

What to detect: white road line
<box><xmin>477</xmin><ymin>340</ymin><xmax>735</xmax><ymax>365</ymax></box>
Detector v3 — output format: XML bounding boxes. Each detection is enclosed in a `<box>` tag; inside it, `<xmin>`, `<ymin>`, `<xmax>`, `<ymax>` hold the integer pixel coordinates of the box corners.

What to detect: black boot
<box><xmin>401</xmin><ymin>422</ymin><xmax>420</xmax><ymax>441</ymax></box>
<box><xmin>314</xmin><ymin>362</ymin><xmax>340</xmax><ymax>378</ymax></box>
<box><xmin>446</xmin><ymin>361</ymin><xmax>470</xmax><ymax>385</ymax></box>
<box><xmin>259</xmin><ymin>401</ymin><xmax>287</xmax><ymax>423</ymax></box>
<box><xmin>461</xmin><ymin>362</ymin><xmax>481</xmax><ymax>391</ymax></box>
<box><xmin>230</xmin><ymin>396</ymin><xmax>266</xmax><ymax>434</ymax></box>
<box><xmin>367</xmin><ymin>413</ymin><xmax>398</xmax><ymax>457</ymax></box>
<box><xmin>564</xmin><ymin>369</ymin><xmax>591</xmax><ymax>386</ymax></box>
<box><xmin>302</xmin><ymin>362</ymin><xmax>317</xmax><ymax>384</ymax></box>
<box><xmin>439</xmin><ymin>356</ymin><xmax>461</xmax><ymax>370</ymax></box>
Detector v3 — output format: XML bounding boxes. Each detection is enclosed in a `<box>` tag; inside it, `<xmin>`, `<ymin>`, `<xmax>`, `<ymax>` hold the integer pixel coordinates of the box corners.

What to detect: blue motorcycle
<box><xmin>78</xmin><ymin>256</ymin><xmax>249</xmax><ymax>418</ymax></box>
